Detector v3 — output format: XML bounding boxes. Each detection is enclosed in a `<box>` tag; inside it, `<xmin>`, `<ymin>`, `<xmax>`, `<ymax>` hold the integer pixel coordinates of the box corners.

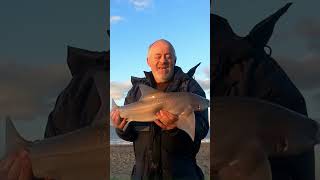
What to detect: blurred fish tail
<box><xmin>111</xmin><ymin>99</ymin><xmax>119</xmax><ymax>109</ymax></box>
<box><xmin>5</xmin><ymin>116</ymin><xmax>29</xmax><ymax>157</ymax></box>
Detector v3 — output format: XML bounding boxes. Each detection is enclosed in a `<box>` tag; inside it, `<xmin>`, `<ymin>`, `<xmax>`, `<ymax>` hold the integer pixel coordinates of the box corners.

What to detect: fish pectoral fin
<box><xmin>177</xmin><ymin>106</ymin><xmax>195</xmax><ymax>141</ymax></box>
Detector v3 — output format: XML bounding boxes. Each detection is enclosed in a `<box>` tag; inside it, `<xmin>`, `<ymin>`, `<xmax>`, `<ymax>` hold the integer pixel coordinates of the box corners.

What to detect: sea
<box><xmin>110</xmin><ymin>126</ymin><xmax>210</xmax><ymax>145</ymax></box>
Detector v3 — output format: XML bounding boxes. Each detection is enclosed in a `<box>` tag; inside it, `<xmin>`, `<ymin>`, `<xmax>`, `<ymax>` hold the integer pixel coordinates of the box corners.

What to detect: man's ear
<box><xmin>147</xmin><ymin>58</ymin><xmax>151</xmax><ymax>67</ymax></box>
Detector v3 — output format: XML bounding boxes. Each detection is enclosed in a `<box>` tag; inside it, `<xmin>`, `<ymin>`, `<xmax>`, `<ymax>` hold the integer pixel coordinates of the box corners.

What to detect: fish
<box><xmin>111</xmin><ymin>84</ymin><xmax>210</xmax><ymax>141</ymax></box>
<box><xmin>211</xmin><ymin>97</ymin><xmax>320</xmax><ymax>180</ymax></box>
<box><xmin>3</xmin><ymin>118</ymin><xmax>108</xmax><ymax>180</ymax></box>
<box><xmin>1</xmin><ymin>71</ymin><xmax>109</xmax><ymax>180</ymax></box>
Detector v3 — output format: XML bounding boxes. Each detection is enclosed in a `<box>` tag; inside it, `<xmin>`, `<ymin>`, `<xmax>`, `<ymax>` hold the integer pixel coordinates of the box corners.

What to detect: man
<box><xmin>0</xmin><ymin>47</ymin><xmax>108</xmax><ymax>180</ymax></box>
<box><xmin>111</xmin><ymin>39</ymin><xmax>209</xmax><ymax>180</ymax></box>
<box><xmin>211</xmin><ymin>11</ymin><xmax>314</xmax><ymax>180</ymax></box>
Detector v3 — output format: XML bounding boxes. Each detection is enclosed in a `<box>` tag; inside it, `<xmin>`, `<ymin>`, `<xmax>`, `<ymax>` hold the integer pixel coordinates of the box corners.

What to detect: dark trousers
<box><xmin>269</xmin><ymin>149</ymin><xmax>315</xmax><ymax>180</ymax></box>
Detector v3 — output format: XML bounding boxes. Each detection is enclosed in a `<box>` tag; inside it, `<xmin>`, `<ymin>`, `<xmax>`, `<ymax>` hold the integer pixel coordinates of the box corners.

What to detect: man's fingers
<box><xmin>110</xmin><ymin>110</ymin><xmax>116</xmax><ymax>121</ymax></box>
<box><xmin>7</xmin><ymin>155</ymin><xmax>23</xmax><ymax>180</ymax></box>
<box><xmin>159</xmin><ymin>110</ymin><xmax>171</xmax><ymax>125</ymax></box>
<box><xmin>161</xmin><ymin>110</ymin><xmax>178</xmax><ymax>123</ymax></box>
<box><xmin>111</xmin><ymin>110</ymin><xmax>120</xmax><ymax>126</ymax></box>
<box><xmin>11</xmin><ymin>150</ymin><xmax>31</xmax><ymax>179</ymax></box>
<box><xmin>111</xmin><ymin>109</ymin><xmax>127</xmax><ymax>130</ymax></box>
<box><xmin>1</xmin><ymin>152</ymin><xmax>17</xmax><ymax>172</ymax></box>
<box><xmin>111</xmin><ymin>113</ymin><xmax>118</xmax><ymax>125</ymax></box>
<box><xmin>18</xmin><ymin>156</ymin><xmax>33</xmax><ymax>180</ymax></box>
<box><xmin>154</xmin><ymin>119</ymin><xmax>166</xmax><ymax>129</ymax></box>
<box><xmin>166</xmin><ymin>111</ymin><xmax>178</xmax><ymax>121</ymax></box>
<box><xmin>110</xmin><ymin>109</ymin><xmax>114</xmax><ymax>116</ymax></box>
<box><xmin>155</xmin><ymin>112</ymin><xmax>166</xmax><ymax>126</ymax></box>
<box><xmin>118</xmin><ymin>118</ymin><xmax>127</xmax><ymax>129</ymax></box>
<box><xmin>0</xmin><ymin>152</ymin><xmax>17</xmax><ymax>180</ymax></box>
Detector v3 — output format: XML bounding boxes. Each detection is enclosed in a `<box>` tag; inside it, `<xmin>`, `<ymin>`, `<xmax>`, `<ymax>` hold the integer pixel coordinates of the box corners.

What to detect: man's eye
<box><xmin>166</xmin><ymin>55</ymin><xmax>172</xmax><ymax>59</ymax></box>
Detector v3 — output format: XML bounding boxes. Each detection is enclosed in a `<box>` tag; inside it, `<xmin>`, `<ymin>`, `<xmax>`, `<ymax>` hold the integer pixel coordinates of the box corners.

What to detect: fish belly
<box><xmin>28</xmin><ymin>126</ymin><xmax>108</xmax><ymax>179</ymax></box>
<box><xmin>31</xmin><ymin>147</ymin><xmax>107</xmax><ymax>180</ymax></box>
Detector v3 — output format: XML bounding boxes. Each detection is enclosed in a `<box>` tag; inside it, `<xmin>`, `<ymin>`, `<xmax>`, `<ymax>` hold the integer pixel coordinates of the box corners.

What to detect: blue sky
<box><xmin>110</xmin><ymin>0</ymin><xmax>210</xmax><ymax>102</ymax></box>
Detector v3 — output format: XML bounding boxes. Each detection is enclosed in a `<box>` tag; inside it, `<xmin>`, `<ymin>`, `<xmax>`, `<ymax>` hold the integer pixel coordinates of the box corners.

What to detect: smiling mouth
<box><xmin>158</xmin><ymin>67</ymin><xmax>169</xmax><ymax>70</ymax></box>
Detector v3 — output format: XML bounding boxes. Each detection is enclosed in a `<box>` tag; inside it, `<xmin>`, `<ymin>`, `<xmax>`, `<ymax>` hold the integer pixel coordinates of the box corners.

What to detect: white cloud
<box><xmin>129</xmin><ymin>0</ymin><xmax>152</xmax><ymax>10</ymax></box>
<box><xmin>203</xmin><ymin>66</ymin><xmax>210</xmax><ymax>78</ymax></box>
<box><xmin>197</xmin><ymin>79</ymin><xmax>210</xmax><ymax>92</ymax></box>
<box><xmin>0</xmin><ymin>61</ymin><xmax>69</xmax><ymax>121</ymax></box>
<box><xmin>110</xmin><ymin>16</ymin><xmax>124</xmax><ymax>24</ymax></box>
<box><xmin>110</xmin><ymin>81</ymin><xmax>132</xmax><ymax>100</ymax></box>
<box><xmin>193</xmin><ymin>65</ymin><xmax>210</xmax><ymax>98</ymax></box>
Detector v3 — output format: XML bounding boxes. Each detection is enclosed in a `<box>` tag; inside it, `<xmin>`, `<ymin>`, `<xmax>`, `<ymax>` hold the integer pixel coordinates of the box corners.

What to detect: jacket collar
<box><xmin>131</xmin><ymin>64</ymin><xmax>200</xmax><ymax>90</ymax></box>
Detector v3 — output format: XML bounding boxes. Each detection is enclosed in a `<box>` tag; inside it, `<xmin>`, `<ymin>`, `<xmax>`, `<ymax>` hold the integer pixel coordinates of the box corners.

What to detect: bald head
<box><xmin>147</xmin><ymin>39</ymin><xmax>176</xmax><ymax>60</ymax></box>
<box><xmin>146</xmin><ymin>39</ymin><xmax>176</xmax><ymax>83</ymax></box>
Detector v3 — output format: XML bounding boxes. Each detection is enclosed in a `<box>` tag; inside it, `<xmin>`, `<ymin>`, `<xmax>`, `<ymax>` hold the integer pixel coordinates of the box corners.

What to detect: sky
<box><xmin>213</xmin><ymin>0</ymin><xmax>320</xmax><ymax>119</ymax></box>
<box><xmin>0</xmin><ymin>0</ymin><xmax>108</xmax><ymax>157</ymax></box>
<box><xmin>0</xmin><ymin>0</ymin><xmax>319</xmax><ymax>167</ymax></box>
<box><xmin>110</xmin><ymin>0</ymin><xmax>210</xmax><ymax>104</ymax></box>
<box><xmin>213</xmin><ymin>1</ymin><xmax>320</xmax><ymax>178</ymax></box>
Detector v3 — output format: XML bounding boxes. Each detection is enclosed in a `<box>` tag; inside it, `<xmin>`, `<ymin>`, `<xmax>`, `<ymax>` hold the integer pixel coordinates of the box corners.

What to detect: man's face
<box><xmin>147</xmin><ymin>41</ymin><xmax>176</xmax><ymax>83</ymax></box>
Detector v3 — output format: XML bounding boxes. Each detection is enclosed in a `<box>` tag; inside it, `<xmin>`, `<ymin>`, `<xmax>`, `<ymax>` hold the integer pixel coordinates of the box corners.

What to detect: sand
<box><xmin>110</xmin><ymin>142</ymin><xmax>210</xmax><ymax>180</ymax></box>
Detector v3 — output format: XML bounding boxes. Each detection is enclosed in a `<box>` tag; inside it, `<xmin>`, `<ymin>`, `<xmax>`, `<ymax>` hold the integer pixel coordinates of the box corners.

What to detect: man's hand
<box><xmin>155</xmin><ymin>110</ymin><xmax>178</xmax><ymax>130</ymax></box>
<box><xmin>110</xmin><ymin>109</ymin><xmax>128</xmax><ymax>130</ymax></box>
<box><xmin>0</xmin><ymin>149</ymin><xmax>33</xmax><ymax>180</ymax></box>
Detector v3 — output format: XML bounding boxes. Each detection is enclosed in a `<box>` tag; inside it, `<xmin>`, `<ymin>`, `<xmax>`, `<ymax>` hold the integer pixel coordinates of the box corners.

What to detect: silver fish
<box><xmin>3</xmin><ymin>118</ymin><xmax>108</xmax><ymax>180</ymax></box>
<box><xmin>112</xmin><ymin>84</ymin><xmax>210</xmax><ymax>141</ymax></box>
<box><xmin>212</xmin><ymin>97</ymin><xmax>320</xmax><ymax>180</ymax></box>
<box><xmin>1</xmin><ymin>71</ymin><xmax>109</xmax><ymax>180</ymax></box>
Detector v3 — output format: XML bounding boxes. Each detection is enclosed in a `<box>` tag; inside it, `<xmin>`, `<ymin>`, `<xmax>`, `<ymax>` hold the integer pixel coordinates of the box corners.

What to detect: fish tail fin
<box><xmin>112</xmin><ymin>99</ymin><xmax>119</xmax><ymax>109</ymax></box>
<box><xmin>5</xmin><ymin>116</ymin><xmax>29</xmax><ymax>156</ymax></box>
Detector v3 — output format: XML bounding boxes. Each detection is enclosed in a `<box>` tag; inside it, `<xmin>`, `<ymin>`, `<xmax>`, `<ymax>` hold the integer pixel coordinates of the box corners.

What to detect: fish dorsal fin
<box><xmin>139</xmin><ymin>84</ymin><xmax>162</xmax><ymax>99</ymax></box>
<box><xmin>187</xmin><ymin>62</ymin><xmax>201</xmax><ymax>78</ymax></box>
<box><xmin>247</xmin><ymin>2</ymin><xmax>292</xmax><ymax>48</ymax></box>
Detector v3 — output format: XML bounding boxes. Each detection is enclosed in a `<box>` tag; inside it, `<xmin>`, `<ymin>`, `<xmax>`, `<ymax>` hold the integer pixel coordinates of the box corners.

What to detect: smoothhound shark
<box><xmin>111</xmin><ymin>84</ymin><xmax>210</xmax><ymax>141</ymax></box>
<box><xmin>1</xmin><ymin>71</ymin><xmax>109</xmax><ymax>180</ymax></box>
<box><xmin>212</xmin><ymin>97</ymin><xmax>320</xmax><ymax>180</ymax></box>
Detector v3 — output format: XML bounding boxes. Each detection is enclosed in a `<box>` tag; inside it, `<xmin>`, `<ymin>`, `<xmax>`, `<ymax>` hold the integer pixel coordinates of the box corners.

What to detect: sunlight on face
<box><xmin>147</xmin><ymin>40</ymin><xmax>176</xmax><ymax>83</ymax></box>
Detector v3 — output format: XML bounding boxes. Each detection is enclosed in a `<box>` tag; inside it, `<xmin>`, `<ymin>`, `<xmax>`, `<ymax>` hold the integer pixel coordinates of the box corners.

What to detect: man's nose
<box><xmin>159</xmin><ymin>56</ymin><xmax>168</xmax><ymax>63</ymax></box>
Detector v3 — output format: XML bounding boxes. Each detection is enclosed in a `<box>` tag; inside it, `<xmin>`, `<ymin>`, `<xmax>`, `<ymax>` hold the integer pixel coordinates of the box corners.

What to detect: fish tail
<box><xmin>4</xmin><ymin>116</ymin><xmax>29</xmax><ymax>157</ymax></box>
<box><xmin>111</xmin><ymin>99</ymin><xmax>119</xmax><ymax>109</ymax></box>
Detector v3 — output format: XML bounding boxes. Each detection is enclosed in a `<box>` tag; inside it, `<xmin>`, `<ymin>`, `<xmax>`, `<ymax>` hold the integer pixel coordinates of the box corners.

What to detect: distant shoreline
<box><xmin>110</xmin><ymin>137</ymin><xmax>210</xmax><ymax>145</ymax></box>
<box><xmin>110</xmin><ymin>142</ymin><xmax>210</xmax><ymax>180</ymax></box>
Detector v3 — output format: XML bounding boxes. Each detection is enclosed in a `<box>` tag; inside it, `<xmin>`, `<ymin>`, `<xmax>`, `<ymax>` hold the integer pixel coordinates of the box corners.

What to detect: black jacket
<box><xmin>212</xmin><ymin>11</ymin><xmax>314</xmax><ymax>180</ymax></box>
<box><xmin>116</xmin><ymin>65</ymin><xmax>209</xmax><ymax>180</ymax></box>
<box><xmin>41</xmin><ymin>47</ymin><xmax>109</xmax><ymax>180</ymax></box>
